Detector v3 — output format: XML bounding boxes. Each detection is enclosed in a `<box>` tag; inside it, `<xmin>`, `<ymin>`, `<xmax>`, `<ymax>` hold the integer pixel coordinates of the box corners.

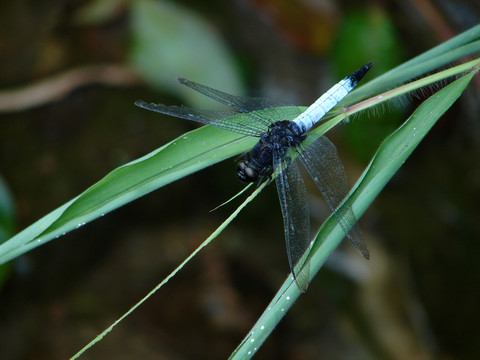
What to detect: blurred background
<box><xmin>0</xmin><ymin>0</ymin><xmax>479</xmax><ymax>359</ymax></box>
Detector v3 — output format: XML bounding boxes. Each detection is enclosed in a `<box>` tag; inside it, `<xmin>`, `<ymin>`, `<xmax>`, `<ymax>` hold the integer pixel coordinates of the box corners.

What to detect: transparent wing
<box><xmin>273</xmin><ymin>150</ymin><xmax>311</xmax><ymax>292</ymax></box>
<box><xmin>136</xmin><ymin>79</ymin><xmax>305</xmax><ymax>137</ymax></box>
<box><xmin>297</xmin><ymin>136</ymin><xmax>370</xmax><ymax>259</ymax></box>
<box><xmin>135</xmin><ymin>100</ymin><xmax>266</xmax><ymax>137</ymax></box>
<box><xmin>178</xmin><ymin>78</ymin><xmax>306</xmax><ymax>129</ymax></box>
<box><xmin>177</xmin><ymin>78</ymin><xmax>287</xmax><ymax>119</ymax></box>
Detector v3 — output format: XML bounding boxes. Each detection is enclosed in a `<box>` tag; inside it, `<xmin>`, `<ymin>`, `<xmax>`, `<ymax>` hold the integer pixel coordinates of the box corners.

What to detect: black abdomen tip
<box><xmin>350</xmin><ymin>61</ymin><xmax>374</xmax><ymax>84</ymax></box>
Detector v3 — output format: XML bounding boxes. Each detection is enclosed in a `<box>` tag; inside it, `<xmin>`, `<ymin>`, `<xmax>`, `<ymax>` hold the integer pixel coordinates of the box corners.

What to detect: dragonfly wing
<box><xmin>178</xmin><ymin>78</ymin><xmax>303</xmax><ymax>126</ymax></box>
<box><xmin>298</xmin><ymin>136</ymin><xmax>370</xmax><ymax>259</ymax></box>
<box><xmin>273</xmin><ymin>150</ymin><xmax>311</xmax><ymax>292</ymax></box>
<box><xmin>135</xmin><ymin>100</ymin><xmax>266</xmax><ymax>137</ymax></box>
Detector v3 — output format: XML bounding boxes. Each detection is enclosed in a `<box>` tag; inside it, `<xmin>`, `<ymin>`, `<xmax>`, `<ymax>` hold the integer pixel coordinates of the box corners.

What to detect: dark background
<box><xmin>0</xmin><ymin>0</ymin><xmax>479</xmax><ymax>359</ymax></box>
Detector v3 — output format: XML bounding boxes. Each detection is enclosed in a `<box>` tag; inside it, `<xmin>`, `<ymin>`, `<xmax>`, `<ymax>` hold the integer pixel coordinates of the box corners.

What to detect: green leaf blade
<box><xmin>0</xmin><ymin>125</ymin><xmax>255</xmax><ymax>264</ymax></box>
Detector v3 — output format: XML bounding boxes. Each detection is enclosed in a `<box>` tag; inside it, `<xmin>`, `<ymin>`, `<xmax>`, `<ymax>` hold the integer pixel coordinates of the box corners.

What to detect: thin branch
<box><xmin>0</xmin><ymin>64</ymin><xmax>141</xmax><ymax>112</ymax></box>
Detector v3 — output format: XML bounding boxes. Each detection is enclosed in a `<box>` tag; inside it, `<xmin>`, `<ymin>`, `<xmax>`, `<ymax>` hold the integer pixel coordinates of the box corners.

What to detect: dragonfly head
<box><xmin>237</xmin><ymin>160</ymin><xmax>258</xmax><ymax>183</ymax></box>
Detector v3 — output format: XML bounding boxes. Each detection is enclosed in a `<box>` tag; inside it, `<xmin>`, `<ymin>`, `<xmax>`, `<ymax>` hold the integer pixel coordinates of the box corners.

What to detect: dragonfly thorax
<box><xmin>237</xmin><ymin>120</ymin><xmax>305</xmax><ymax>183</ymax></box>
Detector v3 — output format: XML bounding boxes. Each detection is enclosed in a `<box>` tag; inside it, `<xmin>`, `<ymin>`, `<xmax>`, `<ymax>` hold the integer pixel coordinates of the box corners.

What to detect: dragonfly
<box><xmin>135</xmin><ymin>62</ymin><xmax>372</xmax><ymax>291</ymax></box>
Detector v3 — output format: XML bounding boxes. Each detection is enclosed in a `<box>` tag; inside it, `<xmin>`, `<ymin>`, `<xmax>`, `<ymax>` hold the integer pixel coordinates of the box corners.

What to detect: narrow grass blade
<box><xmin>70</xmin><ymin>181</ymin><xmax>267</xmax><ymax>360</ymax></box>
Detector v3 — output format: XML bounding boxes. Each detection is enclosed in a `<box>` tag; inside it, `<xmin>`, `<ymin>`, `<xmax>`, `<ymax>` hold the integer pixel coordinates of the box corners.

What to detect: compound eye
<box><xmin>244</xmin><ymin>167</ymin><xmax>258</xmax><ymax>181</ymax></box>
<box><xmin>237</xmin><ymin>161</ymin><xmax>247</xmax><ymax>172</ymax></box>
<box><xmin>236</xmin><ymin>161</ymin><xmax>258</xmax><ymax>183</ymax></box>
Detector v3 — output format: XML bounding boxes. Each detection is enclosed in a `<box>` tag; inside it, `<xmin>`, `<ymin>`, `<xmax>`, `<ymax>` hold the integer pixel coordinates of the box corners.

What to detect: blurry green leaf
<box><xmin>0</xmin><ymin>176</ymin><xmax>15</xmax><ymax>288</ymax></box>
<box><xmin>333</xmin><ymin>7</ymin><xmax>404</xmax><ymax>161</ymax></box>
<box><xmin>129</xmin><ymin>0</ymin><xmax>244</xmax><ymax>107</ymax></box>
<box><xmin>0</xmin><ymin>176</ymin><xmax>15</xmax><ymax>245</ymax></box>
<box><xmin>333</xmin><ymin>7</ymin><xmax>403</xmax><ymax>75</ymax></box>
